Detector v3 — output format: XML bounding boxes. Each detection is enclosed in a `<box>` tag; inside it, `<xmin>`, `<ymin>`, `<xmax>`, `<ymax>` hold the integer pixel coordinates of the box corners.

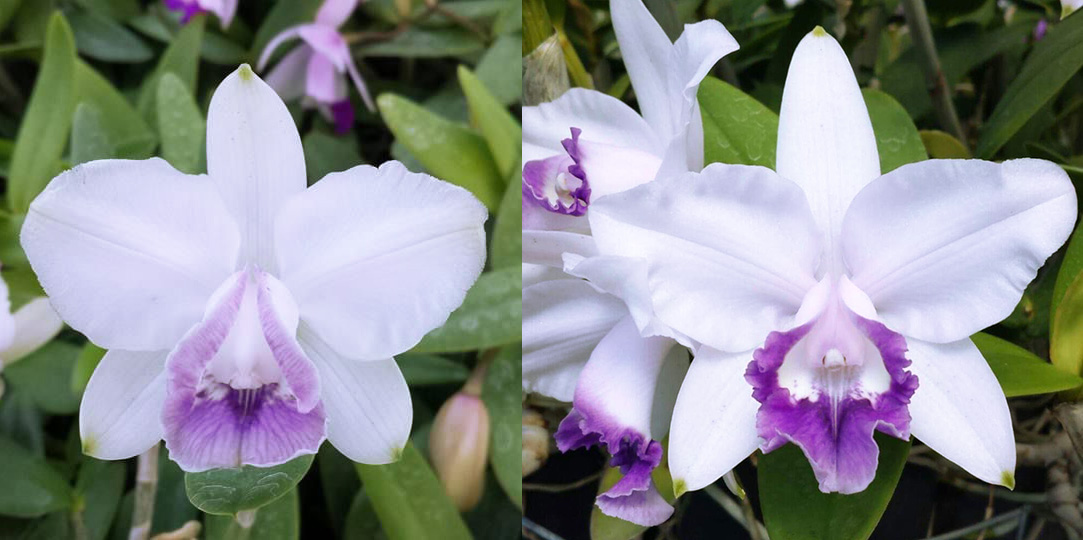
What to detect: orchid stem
<box><xmin>703</xmin><ymin>484</ymin><xmax>768</xmax><ymax>540</ymax></box>
<box><xmin>900</xmin><ymin>0</ymin><xmax>967</xmax><ymax>144</ymax></box>
<box><xmin>128</xmin><ymin>443</ymin><xmax>160</xmax><ymax>540</ymax></box>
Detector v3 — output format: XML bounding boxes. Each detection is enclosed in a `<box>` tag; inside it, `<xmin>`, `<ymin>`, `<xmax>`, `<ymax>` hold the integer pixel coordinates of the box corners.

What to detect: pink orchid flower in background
<box><xmin>578</xmin><ymin>28</ymin><xmax>1076</xmax><ymax>498</ymax></box>
<box><xmin>258</xmin><ymin>0</ymin><xmax>374</xmax><ymax>135</ymax></box>
<box><xmin>20</xmin><ymin>65</ymin><xmax>487</xmax><ymax>472</ymax></box>
<box><xmin>164</xmin><ymin>0</ymin><xmax>237</xmax><ymax>27</ymax></box>
<box><xmin>0</xmin><ymin>269</ymin><xmax>65</xmax><ymax>398</ymax></box>
<box><xmin>521</xmin><ymin>0</ymin><xmax>737</xmax><ymax>526</ymax></box>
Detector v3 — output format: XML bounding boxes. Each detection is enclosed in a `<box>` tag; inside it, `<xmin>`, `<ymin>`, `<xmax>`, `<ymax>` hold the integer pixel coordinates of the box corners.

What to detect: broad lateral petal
<box><xmin>776</xmin><ymin>29</ymin><xmax>879</xmax><ymax>274</ymax></box>
<box><xmin>306</xmin><ymin>52</ymin><xmax>342</xmax><ymax>104</ymax></box>
<box><xmin>21</xmin><ymin>158</ymin><xmax>240</xmax><ymax>351</ymax></box>
<box><xmin>80</xmin><ymin>350</ymin><xmax>168</xmax><ymax>460</ymax></box>
<box><xmin>589</xmin><ymin>163</ymin><xmax>820</xmax><ymax>352</ymax></box>
<box><xmin>298</xmin><ymin>25</ymin><xmax>351</xmax><ymax>71</ymax></box>
<box><xmin>207</xmin><ymin>65</ymin><xmax>307</xmax><ymax>272</ymax></box>
<box><xmin>522</xmin><ymin>230</ymin><xmax>595</xmax><ymax>267</ymax></box>
<box><xmin>843</xmin><ymin>159</ymin><xmax>1077</xmax><ymax>343</ymax></box>
<box><xmin>275</xmin><ymin>162</ymin><xmax>487</xmax><ymax>360</ymax></box>
<box><xmin>522</xmin><ymin>88</ymin><xmax>660</xmax><ymax>165</ymax></box>
<box><xmin>298</xmin><ymin>325</ymin><xmax>411</xmax><ymax>464</ymax></box>
<box><xmin>906</xmin><ymin>338</ymin><xmax>1016</xmax><ymax>487</ymax></box>
<box><xmin>668</xmin><ymin>347</ymin><xmax>760</xmax><ymax>493</ymax></box>
<box><xmin>263</xmin><ymin>46</ymin><xmax>312</xmax><ymax>103</ymax></box>
<box><xmin>1</xmin><ymin>298</ymin><xmax>63</xmax><ymax>364</ymax></box>
<box><xmin>522</xmin><ymin>279</ymin><xmax>626</xmax><ymax>401</ymax></box>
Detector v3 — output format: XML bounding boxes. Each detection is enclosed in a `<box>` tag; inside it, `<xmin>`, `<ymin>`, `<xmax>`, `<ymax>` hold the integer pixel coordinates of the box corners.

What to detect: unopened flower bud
<box><xmin>429</xmin><ymin>370</ymin><xmax>490</xmax><ymax>511</ymax></box>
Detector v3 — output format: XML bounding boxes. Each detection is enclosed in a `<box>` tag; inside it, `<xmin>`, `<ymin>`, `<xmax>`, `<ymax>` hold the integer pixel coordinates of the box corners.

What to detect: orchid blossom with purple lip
<box><xmin>164</xmin><ymin>0</ymin><xmax>237</xmax><ymax>27</ymax></box>
<box><xmin>20</xmin><ymin>65</ymin><xmax>486</xmax><ymax>472</ymax></box>
<box><xmin>521</xmin><ymin>0</ymin><xmax>737</xmax><ymax>526</ymax></box>
<box><xmin>573</xmin><ymin>28</ymin><xmax>1077</xmax><ymax>497</ymax></box>
<box><xmin>258</xmin><ymin>0</ymin><xmax>374</xmax><ymax>135</ymax></box>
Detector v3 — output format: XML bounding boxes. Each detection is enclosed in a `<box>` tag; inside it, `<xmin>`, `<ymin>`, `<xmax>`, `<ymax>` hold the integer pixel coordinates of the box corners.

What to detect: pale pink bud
<box><xmin>429</xmin><ymin>388</ymin><xmax>490</xmax><ymax>511</ymax></box>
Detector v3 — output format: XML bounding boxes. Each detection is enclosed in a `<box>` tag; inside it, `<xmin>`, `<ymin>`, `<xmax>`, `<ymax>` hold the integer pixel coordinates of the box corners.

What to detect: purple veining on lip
<box><xmin>745</xmin><ymin>315</ymin><xmax>918</xmax><ymax>494</ymax></box>
<box><xmin>162</xmin><ymin>270</ymin><xmax>325</xmax><ymax>472</ymax></box>
<box><xmin>330</xmin><ymin>99</ymin><xmax>354</xmax><ymax>134</ymax></box>
<box><xmin>522</xmin><ymin>128</ymin><xmax>591</xmax><ymax>216</ymax></box>
<box><xmin>555</xmin><ymin>404</ymin><xmax>674</xmax><ymax>525</ymax></box>
<box><xmin>163</xmin><ymin>0</ymin><xmax>205</xmax><ymax>23</ymax></box>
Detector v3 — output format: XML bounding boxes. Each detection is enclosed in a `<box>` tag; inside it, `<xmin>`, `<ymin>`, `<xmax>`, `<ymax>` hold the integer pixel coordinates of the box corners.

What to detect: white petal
<box><xmin>21</xmin><ymin>158</ymin><xmax>240</xmax><ymax>350</ymax></box>
<box><xmin>315</xmin><ymin>0</ymin><xmax>358</xmax><ymax>26</ymax></box>
<box><xmin>668</xmin><ymin>347</ymin><xmax>760</xmax><ymax>492</ymax></box>
<box><xmin>80</xmin><ymin>350</ymin><xmax>168</xmax><ymax>460</ymax></box>
<box><xmin>257</xmin><ymin>26</ymin><xmax>303</xmax><ymax>71</ymax></box>
<box><xmin>907</xmin><ymin>338</ymin><xmax>1016</xmax><ymax>487</ymax></box>
<box><xmin>610</xmin><ymin>1</ymin><xmax>736</xmax><ymax>140</ymax></box>
<box><xmin>776</xmin><ymin>29</ymin><xmax>879</xmax><ymax>274</ymax></box>
<box><xmin>522</xmin><ymin>279</ymin><xmax>627</xmax><ymax>401</ymax></box>
<box><xmin>298</xmin><ymin>324</ymin><xmax>411</xmax><ymax>464</ymax></box>
<box><xmin>522</xmin><ymin>230</ymin><xmax>595</xmax><ymax>267</ymax></box>
<box><xmin>1</xmin><ymin>298</ymin><xmax>63</xmax><ymax>364</ymax></box>
<box><xmin>843</xmin><ymin>159</ymin><xmax>1077</xmax><ymax>343</ymax></box>
<box><xmin>576</xmin><ymin>140</ymin><xmax>664</xmax><ymax>199</ymax></box>
<box><xmin>573</xmin><ymin>316</ymin><xmax>684</xmax><ymax>441</ymax></box>
<box><xmin>275</xmin><ymin>162</ymin><xmax>487</xmax><ymax>360</ymax></box>
<box><xmin>522</xmin><ymin>88</ymin><xmax>660</xmax><ymax>166</ymax></box>
<box><xmin>206</xmin><ymin>65</ymin><xmax>307</xmax><ymax>272</ymax></box>
<box><xmin>588</xmin><ymin>163</ymin><xmax>820</xmax><ymax>352</ymax></box>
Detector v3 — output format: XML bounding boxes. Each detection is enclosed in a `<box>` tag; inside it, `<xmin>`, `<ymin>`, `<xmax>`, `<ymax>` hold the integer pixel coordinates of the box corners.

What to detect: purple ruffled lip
<box><xmin>745</xmin><ymin>314</ymin><xmax>918</xmax><ymax>494</ymax></box>
<box><xmin>522</xmin><ymin>128</ymin><xmax>591</xmax><ymax>216</ymax></box>
<box><xmin>555</xmin><ymin>404</ymin><xmax>674</xmax><ymax>526</ymax></box>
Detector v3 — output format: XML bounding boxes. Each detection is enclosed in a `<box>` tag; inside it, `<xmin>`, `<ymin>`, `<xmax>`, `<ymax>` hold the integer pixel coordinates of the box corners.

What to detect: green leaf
<box><xmin>482</xmin><ymin>345</ymin><xmax>522</xmax><ymax>508</ymax></box>
<box><xmin>70</xmin><ymin>103</ymin><xmax>115</xmax><ymax>166</ymax></box>
<box><xmin>73</xmin><ymin>60</ymin><xmax>157</xmax><ymax>158</ymax></box>
<box><xmin>184</xmin><ymin>454</ymin><xmax>314</xmax><ymax>515</ymax></box>
<box><xmin>759</xmin><ymin>434</ymin><xmax>910</xmax><ymax>540</ymax></box>
<box><xmin>355</xmin><ymin>442</ymin><xmax>472</xmax><ymax>540</ymax></box>
<box><xmin>396</xmin><ymin>354</ymin><xmax>469</xmax><ymax>386</ymax></box>
<box><xmin>8</xmin><ymin>11</ymin><xmax>76</xmax><ymax>213</ymax></box>
<box><xmin>67</xmin><ymin>6</ymin><xmax>152</xmax><ymax>63</ymax></box>
<box><xmin>317</xmin><ymin>446</ymin><xmax>360</xmax><ymax>536</ymax></box>
<box><xmin>458</xmin><ymin>66</ymin><xmax>521</xmax><ymax>179</ymax></box>
<box><xmin>358</xmin><ymin>27</ymin><xmax>484</xmax><ymax>58</ymax></box>
<box><xmin>591</xmin><ymin>466</ymin><xmax>675</xmax><ymax>540</ymax></box>
<box><xmin>973</xmin><ymin>333</ymin><xmax>1083</xmax><ymax>397</ymax></box>
<box><xmin>156</xmin><ymin>72</ymin><xmax>206</xmax><ymax>174</ymax></box>
<box><xmin>137</xmin><ymin>13</ymin><xmax>204</xmax><ymax>129</ymax></box>
<box><xmin>863</xmin><ymin>88</ymin><xmax>927</xmax><ymax>173</ymax></box>
<box><xmin>489</xmin><ymin>164</ymin><xmax>522</xmax><ymax>270</ymax></box>
<box><xmin>1053</xmin><ymin>219</ymin><xmax>1083</xmax><ymax>327</ymax></box>
<box><xmin>919</xmin><ymin>130</ymin><xmax>970</xmax><ymax>159</ymax></box>
<box><xmin>377</xmin><ymin>93</ymin><xmax>502</xmax><ymax>209</ymax></box>
<box><xmin>152</xmin><ymin>448</ymin><xmax>199</xmax><ymax>534</ymax></box>
<box><xmin>475</xmin><ymin>33</ymin><xmax>522</xmax><ymax>105</ymax></box>
<box><xmin>75</xmin><ymin>459</ymin><xmax>125</xmax><ymax>540</ymax></box>
<box><xmin>343</xmin><ymin>489</ymin><xmax>385</xmax><ymax>540</ymax></box>
<box><xmin>698</xmin><ymin>76</ymin><xmax>778</xmax><ymax>168</ymax></box>
<box><xmin>0</xmin><ymin>434</ymin><xmax>74</xmax><ymax>517</ymax></box>
<box><xmin>3</xmin><ymin>341</ymin><xmax>82</xmax><ymax>415</ymax></box>
<box><xmin>976</xmin><ymin>11</ymin><xmax>1083</xmax><ymax>158</ymax></box>
<box><xmin>1052</xmin><ymin>270</ymin><xmax>1083</xmax><ymax>381</ymax></box>
<box><xmin>413</xmin><ymin>268</ymin><xmax>522</xmax><ymax>353</ymax></box>
<box><xmin>302</xmin><ymin>130</ymin><xmax>363</xmax><ymax>185</ymax></box>
<box><xmin>204</xmin><ymin>488</ymin><xmax>300</xmax><ymax>540</ymax></box>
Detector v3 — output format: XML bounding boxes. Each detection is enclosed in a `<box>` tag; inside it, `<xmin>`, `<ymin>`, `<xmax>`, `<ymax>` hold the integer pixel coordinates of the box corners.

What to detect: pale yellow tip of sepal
<box><xmin>673</xmin><ymin>479</ymin><xmax>688</xmax><ymax>499</ymax></box>
<box><xmin>237</xmin><ymin>63</ymin><xmax>255</xmax><ymax>81</ymax></box>
<box><xmin>1001</xmin><ymin>471</ymin><xmax>1016</xmax><ymax>490</ymax></box>
<box><xmin>812</xmin><ymin>25</ymin><xmax>828</xmax><ymax>37</ymax></box>
<box><xmin>81</xmin><ymin>437</ymin><xmax>96</xmax><ymax>456</ymax></box>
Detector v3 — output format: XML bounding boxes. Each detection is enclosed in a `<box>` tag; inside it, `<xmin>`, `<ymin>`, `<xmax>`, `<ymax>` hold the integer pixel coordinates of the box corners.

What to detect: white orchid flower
<box><xmin>20</xmin><ymin>65</ymin><xmax>487</xmax><ymax>472</ymax></box>
<box><xmin>0</xmin><ymin>276</ymin><xmax>65</xmax><ymax>397</ymax></box>
<box><xmin>521</xmin><ymin>0</ymin><xmax>736</xmax><ymax>526</ymax></box>
<box><xmin>1064</xmin><ymin>0</ymin><xmax>1083</xmax><ymax>18</ymax></box>
<box><xmin>577</xmin><ymin>28</ymin><xmax>1077</xmax><ymax>497</ymax></box>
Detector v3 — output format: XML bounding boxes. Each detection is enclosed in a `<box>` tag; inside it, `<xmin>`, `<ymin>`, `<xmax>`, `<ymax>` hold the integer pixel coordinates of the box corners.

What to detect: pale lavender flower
<box><xmin>164</xmin><ymin>0</ymin><xmax>237</xmax><ymax>27</ymax></box>
<box><xmin>258</xmin><ymin>0</ymin><xmax>373</xmax><ymax>134</ymax></box>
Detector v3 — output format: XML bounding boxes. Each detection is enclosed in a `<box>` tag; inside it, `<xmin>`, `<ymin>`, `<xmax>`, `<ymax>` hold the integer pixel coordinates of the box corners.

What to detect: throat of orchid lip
<box><xmin>746</xmin><ymin>276</ymin><xmax>918</xmax><ymax>494</ymax></box>
<box><xmin>163</xmin><ymin>268</ymin><xmax>325</xmax><ymax>472</ymax></box>
<box><xmin>522</xmin><ymin>127</ymin><xmax>591</xmax><ymax>216</ymax></box>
